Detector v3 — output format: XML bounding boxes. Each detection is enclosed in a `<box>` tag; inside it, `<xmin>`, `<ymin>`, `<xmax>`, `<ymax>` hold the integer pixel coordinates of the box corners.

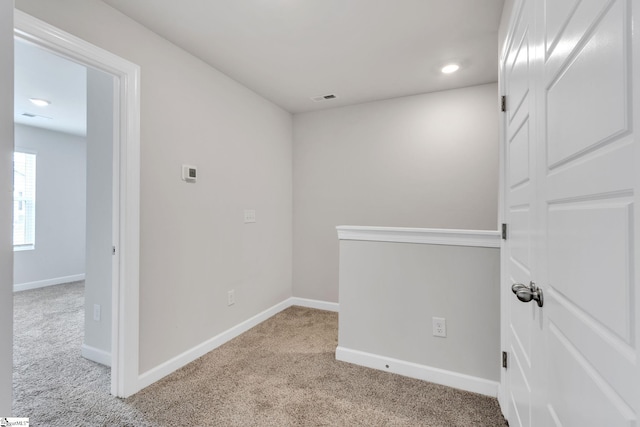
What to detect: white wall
<box><xmin>0</xmin><ymin>0</ymin><xmax>14</xmax><ymax>415</ymax></box>
<box><xmin>13</xmin><ymin>124</ymin><xmax>87</xmax><ymax>290</ymax></box>
<box><xmin>15</xmin><ymin>0</ymin><xmax>293</xmax><ymax>374</ymax></box>
<box><xmin>83</xmin><ymin>68</ymin><xmax>113</xmax><ymax>362</ymax></box>
<box><xmin>338</xmin><ymin>239</ymin><xmax>500</xmax><ymax>387</ymax></box>
<box><xmin>293</xmin><ymin>83</ymin><xmax>500</xmax><ymax>302</ymax></box>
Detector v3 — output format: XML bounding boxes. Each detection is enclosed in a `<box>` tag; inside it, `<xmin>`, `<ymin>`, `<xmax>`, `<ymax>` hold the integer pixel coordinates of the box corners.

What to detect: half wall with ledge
<box><xmin>336</xmin><ymin>226</ymin><xmax>501</xmax><ymax>397</ymax></box>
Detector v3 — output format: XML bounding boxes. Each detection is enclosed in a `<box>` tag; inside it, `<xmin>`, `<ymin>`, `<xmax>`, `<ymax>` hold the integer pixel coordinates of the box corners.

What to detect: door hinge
<box><xmin>502</xmin><ymin>351</ymin><xmax>508</xmax><ymax>369</ymax></box>
<box><xmin>112</xmin><ymin>246</ymin><xmax>116</xmax><ymax>255</ymax></box>
<box><xmin>501</xmin><ymin>95</ymin><xmax>507</xmax><ymax>112</ymax></box>
<box><xmin>501</xmin><ymin>223</ymin><xmax>508</xmax><ymax>240</ymax></box>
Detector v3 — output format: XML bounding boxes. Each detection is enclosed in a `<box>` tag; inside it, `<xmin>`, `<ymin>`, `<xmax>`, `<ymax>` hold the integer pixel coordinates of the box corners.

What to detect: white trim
<box><xmin>497</xmin><ymin>0</ymin><xmax>524</xmax><ymax>418</ymax></box>
<box><xmin>336</xmin><ymin>226</ymin><xmax>501</xmax><ymax>248</ymax></box>
<box><xmin>13</xmin><ymin>274</ymin><xmax>85</xmax><ymax>292</ymax></box>
<box><xmin>335</xmin><ymin>346</ymin><xmax>499</xmax><ymax>397</ymax></box>
<box><xmin>289</xmin><ymin>297</ymin><xmax>339</xmax><ymax>312</ymax></box>
<box><xmin>138</xmin><ymin>298</ymin><xmax>292</xmax><ymax>391</ymax></box>
<box><xmin>138</xmin><ymin>296</ymin><xmax>339</xmax><ymax>390</ymax></box>
<box><xmin>14</xmin><ymin>11</ymin><xmax>141</xmax><ymax>398</ymax></box>
<box><xmin>111</xmin><ymin>294</ymin><xmax>499</xmax><ymax>399</ymax></box>
<box><xmin>81</xmin><ymin>344</ymin><xmax>111</xmax><ymax>367</ymax></box>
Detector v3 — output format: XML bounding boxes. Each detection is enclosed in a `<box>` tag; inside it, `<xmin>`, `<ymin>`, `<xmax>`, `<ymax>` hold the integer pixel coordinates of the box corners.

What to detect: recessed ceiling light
<box><xmin>441</xmin><ymin>64</ymin><xmax>460</xmax><ymax>74</ymax></box>
<box><xmin>29</xmin><ymin>98</ymin><xmax>51</xmax><ymax>107</ymax></box>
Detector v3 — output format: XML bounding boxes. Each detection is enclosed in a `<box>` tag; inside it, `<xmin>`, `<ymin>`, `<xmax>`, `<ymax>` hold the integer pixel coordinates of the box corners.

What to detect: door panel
<box><xmin>541</xmin><ymin>0</ymin><xmax>637</xmax><ymax>423</ymax></box>
<box><xmin>547</xmin><ymin>324</ymin><xmax>635</xmax><ymax>426</ymax></box>
<box><xmin>545</xmin><ymin>0</ymin><xmax>579</xmax><ymax>56</ymax></box>
<box><xmin>547</xmin><ymin>142</ymin><xmax>634</xmax><ymax>202</ymax></box>
<box><xmin>546</xmin><ymin>0</ymin><xmax>628</xmax><ymax>168</ymax></box>
<box><xmin>547</xmin><ymin>288</ymin><xmax>636</xmax><ymax>404</ymax></box>
<box><xmin>547</xmin><ymin>200</ymin><xmax>632</xmax><ymax>340</ymax></box>
<box><xmin>545</xmin><ymin>0</ymin><xmax>612</xmax><ymax>65</ymax></box>
<box><xmin>507</xmin><ymin>7</ymin><xmax>532</xmax><ymax>127</ymax></box>
<box><xmin>510</xmin><ymin>208</ymin><xmax>531</xmax><ymax>268</ymax></box>
<box><xmin>509</xmin><ymin>347</ymin><xmax>532</xmax><ymax>427</ymax></box>
<box><xmin>509</xmin><ymin>119</ymin><xmax>530</xmax><ymax>188</ymax></box>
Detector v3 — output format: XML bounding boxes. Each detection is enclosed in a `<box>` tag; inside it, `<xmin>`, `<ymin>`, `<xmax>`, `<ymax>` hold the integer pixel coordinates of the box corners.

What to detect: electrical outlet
<box><xmin>227</xmin><ymin>290</ymin><xmax>235</xmax><ymax>306</ymax></box>
<box><xmin>433</xmin><ymin>317</ymin><xmax>446</xmax><ymax>337</ymax></box>
<box><xmin>244</xmin><ymin>209</ymin><xmax>256</xmax><ymax>223</ymax></box>
<box><xmin>93</xmin><ymin>304</ymin><xmax>101</xmax><ymax>321</ymax></box>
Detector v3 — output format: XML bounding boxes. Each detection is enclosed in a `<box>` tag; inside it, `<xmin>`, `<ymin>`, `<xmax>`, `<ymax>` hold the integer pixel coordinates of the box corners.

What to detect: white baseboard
<box><xmin>82</xmin><ymin>343</ymin><xmax>111</xmax><ymax>367</ymax></box>
<box><xmin>136</xmin><ymin>297</ymin><xmax>500</xmax><ymax>398</ymax></box>
<box><xmin>14</xmin><ymin>274</ymin><xmax>85</xmax><ymax>292</ymax></box>
<box><xmin>335</xmin><ymin>346</ymin><xmax>499</xmax><ymax>397</ymax></box>
<box><xmin>137</xmin><ymin>298</ymin><xmax>292</xmax><ymax>390</ymax></box>
<box><xmin>289</xmin><ymin>297</ymin><xmax>339</xmax><ymax>312</ymax></box>
<box><xmin>137</xmin><ymin>296</ymin><xmax>340</xmax><ymax>391</ymax></box>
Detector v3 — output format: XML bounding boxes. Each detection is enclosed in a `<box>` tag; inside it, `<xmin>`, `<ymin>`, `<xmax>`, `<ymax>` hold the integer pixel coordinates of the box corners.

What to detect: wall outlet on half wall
<box><xmin>432</xmin><ymin>317</ymin><xmax>446</xmax><ymax>337</ymax></box>
<box><xmin>244</xmin><ymin>209</ymin><xmax>256</xmax><ymax>223</ymax></box>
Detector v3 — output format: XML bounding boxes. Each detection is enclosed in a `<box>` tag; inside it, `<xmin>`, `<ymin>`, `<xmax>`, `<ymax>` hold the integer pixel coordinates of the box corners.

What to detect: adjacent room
<box><xmin>12</xmin><ymin>38</ymin><xmax>118</xmax><ymax>420</ymax></box>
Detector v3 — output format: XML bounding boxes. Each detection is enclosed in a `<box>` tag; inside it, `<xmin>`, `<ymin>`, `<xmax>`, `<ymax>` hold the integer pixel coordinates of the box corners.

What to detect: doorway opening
<box><xmin>14</xmin><ymin>10</ymin><xmax>141</xmax><ymax>398</ymax></box>
<box><xmin>13</xmin><ymin>37</ymin><xmax>116</xmax><ymax>409</ymax></box>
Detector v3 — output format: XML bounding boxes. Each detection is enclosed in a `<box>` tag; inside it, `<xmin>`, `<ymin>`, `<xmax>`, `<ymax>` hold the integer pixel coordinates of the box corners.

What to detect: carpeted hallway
<box><xmin>13</xmin><ymin>282</ymin><xmax>507</xmax><ymax>426</ymax></box>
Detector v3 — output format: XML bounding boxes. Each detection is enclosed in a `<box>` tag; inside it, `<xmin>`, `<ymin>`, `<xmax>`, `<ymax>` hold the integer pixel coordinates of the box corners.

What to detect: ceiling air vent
<box><xmin>311</xmin><ymin>93</ymin><xmax>338</xmax><ymax>102</ymax></box>
<box><xmin>22</xmin><ymin>112</ymin><xmax>52</xmax><ymax>120</ymax></box>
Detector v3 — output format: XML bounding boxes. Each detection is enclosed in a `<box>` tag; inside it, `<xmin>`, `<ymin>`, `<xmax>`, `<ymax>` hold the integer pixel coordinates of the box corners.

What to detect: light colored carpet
<box><xmin>13</xmin><ymin>282</ymin><xmax>507</xmax><ymax>426</ymax></box>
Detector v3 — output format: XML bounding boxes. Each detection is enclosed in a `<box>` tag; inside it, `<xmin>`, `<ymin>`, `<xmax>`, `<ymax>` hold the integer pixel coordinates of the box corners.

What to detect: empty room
<box><xmin>1</xmin><ymin>0</ymin><xmax>639</xmax><ymax>426</ymax></box>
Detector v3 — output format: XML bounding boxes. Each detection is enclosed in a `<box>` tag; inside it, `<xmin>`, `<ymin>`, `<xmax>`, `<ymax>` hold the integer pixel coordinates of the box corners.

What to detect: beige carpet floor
<box><xmin>14</xmin><ymin>282</ymin><xmax>507</xmax><ymax>426</ymax></box>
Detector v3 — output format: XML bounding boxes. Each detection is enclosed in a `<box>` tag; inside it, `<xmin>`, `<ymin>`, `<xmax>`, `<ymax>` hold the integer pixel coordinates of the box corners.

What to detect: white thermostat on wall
<box><xmin>182</xmin><ymin>164</ymin><xmax>197</xmax><ymax>182</ymax></box>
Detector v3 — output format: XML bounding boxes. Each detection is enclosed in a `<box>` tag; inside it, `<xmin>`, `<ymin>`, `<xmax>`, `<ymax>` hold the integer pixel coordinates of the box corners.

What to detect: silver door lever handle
<box><xmin>512</xmin><ymin>282</ymin><xmax>544</xmax><ymax>308</ymax></box>
<box><xmin>511</xmin><ymin>283</ymin><xmax>529</xmax><ymax>294</ymax></box>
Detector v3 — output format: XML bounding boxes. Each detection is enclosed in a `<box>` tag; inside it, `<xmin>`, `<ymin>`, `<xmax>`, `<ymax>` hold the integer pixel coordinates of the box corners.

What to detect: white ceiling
<box><xmin>14</xmin><ymin>38</ymin><xmax>87</xmax><ymax>136</ymax></box>
<box><xmin>13</xmin><ymin>1</ymin><xmax>505</xmax><ymax>136</ymax></box>
<box><xmin>103</xmin><ymin>0</ymin><xmax>505</xmax><ymax>113</ymax></box>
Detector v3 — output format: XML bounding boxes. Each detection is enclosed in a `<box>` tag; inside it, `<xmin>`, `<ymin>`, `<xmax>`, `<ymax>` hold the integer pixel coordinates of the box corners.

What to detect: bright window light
<box><xmin>13</xmin><ymin>151</ymin><xmax>36</xmax><ymax>250</ymax></box>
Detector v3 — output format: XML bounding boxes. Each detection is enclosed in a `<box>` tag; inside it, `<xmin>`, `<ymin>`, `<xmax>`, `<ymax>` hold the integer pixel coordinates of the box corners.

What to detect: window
<box><xmin>13</xmin><ymin>151</ymin><xmax>36</xmax><ymax>250</ymax></box>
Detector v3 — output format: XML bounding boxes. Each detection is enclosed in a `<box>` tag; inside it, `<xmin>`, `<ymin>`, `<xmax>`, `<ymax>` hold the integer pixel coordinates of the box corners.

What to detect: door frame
<box><xmin>497</xmin><ymin>0</ymin><xmax>524</xmax><ymax>419</ymax></box>
<box><xmin>14</xmin><ymin>10</ymin><xmax>141</xmax><ymax>398</ymax></box>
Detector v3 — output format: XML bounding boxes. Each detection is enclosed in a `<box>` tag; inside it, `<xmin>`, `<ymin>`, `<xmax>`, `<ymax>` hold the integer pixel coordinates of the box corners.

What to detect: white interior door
<box><xmin>503</xmin><ymin>0</ymin><xmax>543</xmax><ymax>425</ymax></box>
<box><xmin>503</xmin><ymin>0</ymin><xmax>640</xmax><ymax>425</ymax></box>
<box><xmin>539</xmin><ymin>0</ymin><xmax>639</xmax><ymax>424</ymax></box>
